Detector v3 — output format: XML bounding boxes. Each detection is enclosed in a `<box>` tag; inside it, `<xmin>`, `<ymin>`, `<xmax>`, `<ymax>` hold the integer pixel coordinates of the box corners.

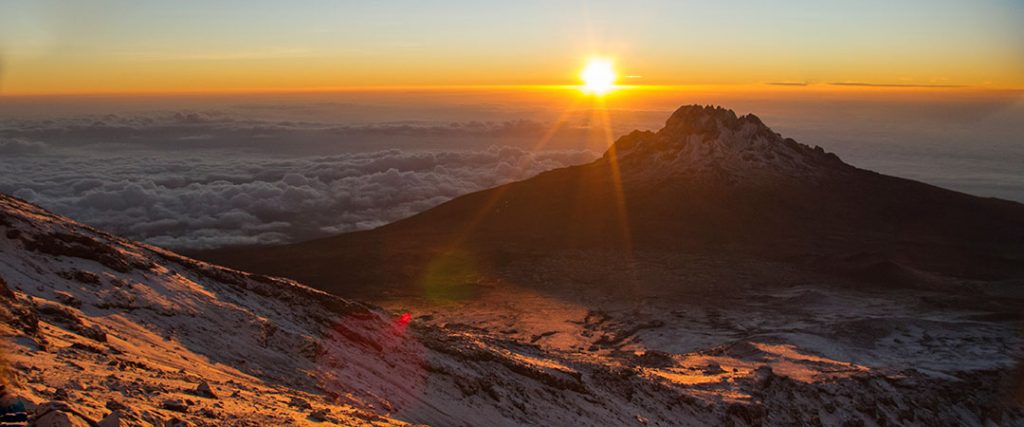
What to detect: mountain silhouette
<box><xmin>204</xmin><ymin>105</ymin><xmax>1024</xmax><ymax>297</ymax></box>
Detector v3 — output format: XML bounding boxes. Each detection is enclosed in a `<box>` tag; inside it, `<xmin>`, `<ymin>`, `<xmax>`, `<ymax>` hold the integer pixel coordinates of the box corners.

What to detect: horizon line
<box><xmin>1</xmin><ymin>83</ymin><xmax>1020</xmax><ymax>98</ymax></box>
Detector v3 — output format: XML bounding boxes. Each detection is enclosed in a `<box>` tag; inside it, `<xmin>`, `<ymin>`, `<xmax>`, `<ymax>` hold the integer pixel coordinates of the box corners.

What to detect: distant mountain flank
<box><xmin>204</xmin><ymin>105</ymin><xmax>1024</xmax><ymax>297</ymax></box>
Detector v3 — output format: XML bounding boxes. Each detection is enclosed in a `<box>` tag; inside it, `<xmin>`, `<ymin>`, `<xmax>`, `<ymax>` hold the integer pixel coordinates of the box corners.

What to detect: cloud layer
<box><xmin>1</xmin><ymin>145</ymin><xmax>596</xmax><ymax>250</ymax></box>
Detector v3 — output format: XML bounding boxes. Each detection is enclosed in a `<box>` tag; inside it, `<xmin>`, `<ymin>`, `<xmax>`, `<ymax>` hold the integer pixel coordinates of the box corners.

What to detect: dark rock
<box><xmin>51</xmin><ymin>388</ymin><xmax>71</xmax><ymax>401</ymax></box>
<box><xmin>193</xmin><ymin>381</ymin><xmax>217</xmax><ymax>399</ymax></box>
<box><xmin>0</xmin><ymin>280</ymin><xmax>39</xmax><ymax>335</ymax></box>
<box><xmin>37</xmin><ymin>301</ymin><xmax>107</xmax><ymax>342</ymax></box>
<box><xmin>68</xmin><ymin>342</ymin><xmax>105</xmax><ymax>356</ymax></box>
<box><xmin>161</xmin><ymin>399</ymin><xmax>189</xmax><ymax>413</ymax></box>
<box><xmin>166</xmin><ymin>417</ymin><xmax>193</xmax><ymax>427</ymax></box>
<box><xmin>632</xmin><ymin>350</ymin><xmax>675</xmax><ymax>368</ymax></box>
<box><xmin>726</xmin><ymin>402</ymin><xmax>765</xmax><ymax>426</ymax></box>
<box><xmin>753</xmin><ymin>366</ymin><xmax>775</xmax><ymax>387</ymax></box>
<box><xmin>33</xmin><ymin>401</ymin><xmax>95</xmax><ymax>427</ymax></box>
<box><xmin>703</xmin><ymin>363</ymin><xmax>724</xmax><ymax>375</ymax></box>
<box><xmin>58</xmin><ymin>270</ymin><xmax>100</xmax><ymax>286</ymax></box>
<box><xmin>21</xmin><ymin>232</ymin><xmax>149</xmax><ymax>273</ymax></box>
<box><xmin>105</xmin><ymin>399</ymin><xmax>127</xmax><ymax>411</ymax></box>
<box><xmin>95</xmin><ymin>288</ymin><xmax>136</xmax><ymax>310</ymax></box>
<box><xmin>98</xmin><ymin>411</ymin><xmax>121</xmax><ymax>427</ymax></box>
<box><xmin>0</xmin><ymin>275</ymin><xmax>14</xmax><ymax>299</ymax></box>
<box><xmin>53</xmin><ymin>291</ymin><xmax>81</xmax><ymax>308</ymax></box>
<box><xmin>299</xmin><ymin>337</ymin><xmax>321</xmax><ymax>360</ymax></box>
<box><xmin>77</xmin><ymin>324</ymin><xmax>107</xmax><ymax>343</ymax></box>
<box><xmin>309</xmin><ymin>408</ymin><xmax>330</xmax><ymax>422</ymax></box>
<box><xmin>197</xmin><ymin>408</ymin><xmax>218</xmax><ymax>419</ymax></box>
<box><xmin>529</xmin><ymin>331</ymin><xmax>557</xmax><ymax>343</ymax></box>
<box><xmin>36</xmin><ymin>302</ymin><xmax>79</xmax><ymax>325</ymax></box>
<box><xmin>288</xmin><ymin>397</ymin><xmax>312</xmax><ymax>410</ymax></box>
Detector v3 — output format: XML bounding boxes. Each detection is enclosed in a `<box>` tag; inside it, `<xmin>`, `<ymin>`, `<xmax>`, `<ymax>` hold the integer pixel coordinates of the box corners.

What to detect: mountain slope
<box><xmin>205</xmin><ymin>105</ymin><xmax>1024</xmax><ymax>297</ymax></box>
<box><xmin>0</xmin><ymin>194</ymin><xmax>419</xmax><ymax>426</ymax></box>
<box><xmin>2</xmin><ymin>188</ymin><xmax>1023</xmax><ymax>424</ymax></box>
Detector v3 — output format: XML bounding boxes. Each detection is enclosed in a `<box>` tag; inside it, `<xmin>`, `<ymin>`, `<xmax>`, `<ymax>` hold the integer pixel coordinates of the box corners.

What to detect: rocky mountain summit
<box><xmin>609</xmin><ymin>105</ymin><xmax>847</xmax><ymax>184</ymax></box>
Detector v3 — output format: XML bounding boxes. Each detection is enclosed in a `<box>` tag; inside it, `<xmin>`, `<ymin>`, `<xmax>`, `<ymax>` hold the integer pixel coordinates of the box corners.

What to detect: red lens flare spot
<box><xmin>318</xmin><ymin>312</ymin><xmax>428</xmax><ymax>415</ymax></box>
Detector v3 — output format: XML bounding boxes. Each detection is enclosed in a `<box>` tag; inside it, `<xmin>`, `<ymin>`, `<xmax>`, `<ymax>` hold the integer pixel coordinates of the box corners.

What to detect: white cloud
<box><xmin>0</xmin><ymin>146</ymin><xmax>596</xmax><ymax>250</ymax></box>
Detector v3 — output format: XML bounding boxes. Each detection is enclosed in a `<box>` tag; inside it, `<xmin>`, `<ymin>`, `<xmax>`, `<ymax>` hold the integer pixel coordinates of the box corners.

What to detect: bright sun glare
<box><xmin>580</xmin><ymin>58</ymin><xmax>617</xmax><ymax>95</ymax></box>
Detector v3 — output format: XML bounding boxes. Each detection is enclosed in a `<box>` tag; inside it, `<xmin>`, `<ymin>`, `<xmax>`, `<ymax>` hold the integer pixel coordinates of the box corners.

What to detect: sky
<box><xmin>1</xmin><ymin>0</ymin><xmax>1023</xmax><ymax>94</ymax></box>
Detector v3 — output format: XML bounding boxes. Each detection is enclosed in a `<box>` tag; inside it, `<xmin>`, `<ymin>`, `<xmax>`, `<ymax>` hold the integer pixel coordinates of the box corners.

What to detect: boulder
<box><xmin>753</xmin><ymin>365</ymin><xmax>775</xmax><ymax>387</ymax></box>
<box><xmin>161</xmin><ymin>399</ymin><xmax>188</xmax><ymax>413</ymax></box>
<box><xmin>193</xmin><ymin>381</ymin><xmax>217</xmax><ymax>399</ymax></box>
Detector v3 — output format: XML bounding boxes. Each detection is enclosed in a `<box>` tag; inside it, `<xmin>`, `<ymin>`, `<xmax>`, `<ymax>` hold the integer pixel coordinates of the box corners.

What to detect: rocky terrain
<box><xmin>3</xmin><ymin>104</ymin><xmax>1024</xmax><ymax>426</ymax></box>
<box><xmin>3</xmin><ymin>194</ymin><xmax>1023</xmax><ymax>426</ymax></box>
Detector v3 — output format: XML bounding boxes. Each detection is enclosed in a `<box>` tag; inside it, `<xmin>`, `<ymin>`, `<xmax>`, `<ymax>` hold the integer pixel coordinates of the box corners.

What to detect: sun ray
<box><xmin>434</xmin><ymin>95</ymin><xmax>585</xmax><ymax>252</ymax></box>
<box><xmin>592</xmin><ymin>97</ymin><xmax>633</xmax><ymax>256</ymax></box>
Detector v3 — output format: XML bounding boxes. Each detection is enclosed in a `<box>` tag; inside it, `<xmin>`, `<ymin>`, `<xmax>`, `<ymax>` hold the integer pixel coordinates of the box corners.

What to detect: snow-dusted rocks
<box><xmin>0</xmin><ymin>194</ymin><xmax>415</xmax><ymax>426</ymax></box>
<box><xmin>2</xmin><ymin>150</ymin><xmax>1024</xmax><ymax>427</ymax></box>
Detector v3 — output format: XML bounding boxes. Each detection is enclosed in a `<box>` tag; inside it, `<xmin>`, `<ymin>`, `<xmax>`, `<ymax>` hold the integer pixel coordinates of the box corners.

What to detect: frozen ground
<box><xmin>2</xmin><ymin>193</ymin><xmax>1023</xmax><ymax>426</ymax></box>
<box><xmin>379</xmin><ymin>252</ymin><xmax>1024</xmax><ymax>425</ymax></box>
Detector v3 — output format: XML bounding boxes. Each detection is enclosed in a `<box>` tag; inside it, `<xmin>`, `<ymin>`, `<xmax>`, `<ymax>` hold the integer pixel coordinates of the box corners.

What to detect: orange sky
<box><xmin>1</xmin><ymin>1</ymin><xmax>1022</xmax><ymax>95</ymax></box>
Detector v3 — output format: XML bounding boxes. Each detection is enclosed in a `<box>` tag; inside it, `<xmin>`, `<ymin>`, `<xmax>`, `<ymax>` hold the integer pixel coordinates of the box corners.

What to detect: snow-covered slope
<box><xmin>0</xmin><ymin>194</ymin><xmax>417</xmax><ymax>426</ymax></box>
<box><xmin>2</xmin><ymin>192</ymin><xmax>1023</xmax><ymax>426</ymax></box>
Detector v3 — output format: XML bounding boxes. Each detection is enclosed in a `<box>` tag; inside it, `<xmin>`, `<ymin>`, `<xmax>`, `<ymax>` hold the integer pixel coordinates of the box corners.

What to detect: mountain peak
<box><xmin>661</xmin><ymin>104</ymin><xmax>769</xmax><ymax>137</ymax></box>
<box><xmin>606</xmin><ymin>105</ymin><xmax>845</xmax><ymax>183</ymax></box>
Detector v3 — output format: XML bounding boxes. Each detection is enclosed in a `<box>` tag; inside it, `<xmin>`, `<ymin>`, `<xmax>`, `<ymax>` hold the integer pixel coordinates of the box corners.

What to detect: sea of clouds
<box><xmin>0</xmin><ymin>111</ymin><xmax>597</xmax><ymax>250</ymax></box>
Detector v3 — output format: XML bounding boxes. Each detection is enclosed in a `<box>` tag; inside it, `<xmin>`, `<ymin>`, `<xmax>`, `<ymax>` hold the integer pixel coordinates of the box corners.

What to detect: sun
<box><xmin>580</xmin><ymin>58</ymin><xmax>617</xmax><ymax>95</ymax></box>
